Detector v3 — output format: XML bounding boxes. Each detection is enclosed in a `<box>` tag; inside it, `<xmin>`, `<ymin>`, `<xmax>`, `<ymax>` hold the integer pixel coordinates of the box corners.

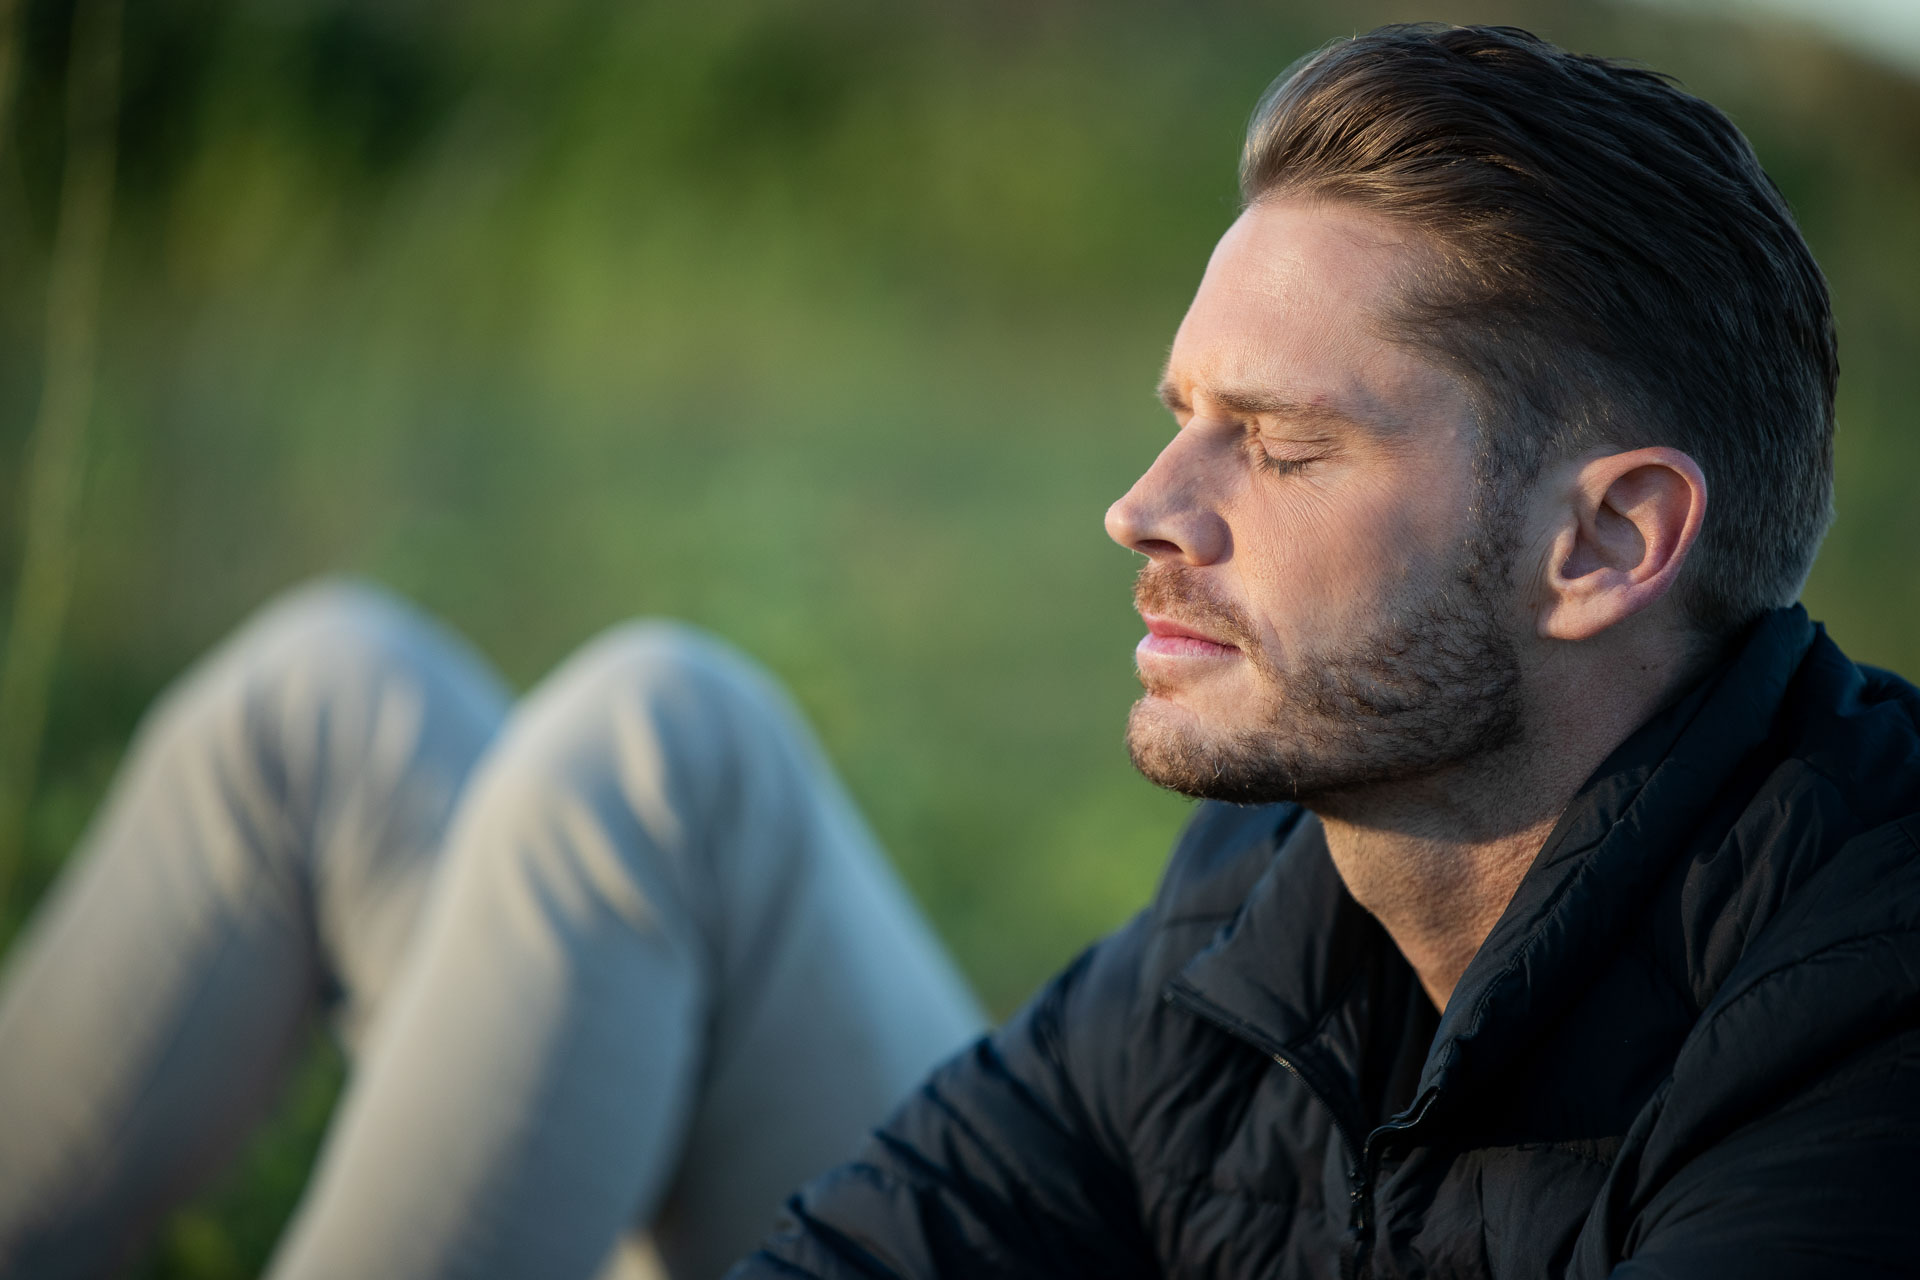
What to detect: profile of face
<box><xmin>1105</xmin><ymin>199</ymin><xmax>1526</xmax><ymax>806</ymax></box>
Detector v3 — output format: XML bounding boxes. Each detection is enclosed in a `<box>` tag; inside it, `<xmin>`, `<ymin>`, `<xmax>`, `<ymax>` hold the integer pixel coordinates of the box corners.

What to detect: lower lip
<box><xmin>1137</xmin><ymin>632</ymin><xmax>1239</xmax><ymax>659</ymax></box>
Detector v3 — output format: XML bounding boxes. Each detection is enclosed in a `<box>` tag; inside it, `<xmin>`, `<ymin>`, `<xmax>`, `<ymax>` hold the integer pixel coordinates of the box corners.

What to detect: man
<box><xmin>730</xmin><ymin>23</ymin><xmax>1920</xmax><ymax>1279</ymax></box>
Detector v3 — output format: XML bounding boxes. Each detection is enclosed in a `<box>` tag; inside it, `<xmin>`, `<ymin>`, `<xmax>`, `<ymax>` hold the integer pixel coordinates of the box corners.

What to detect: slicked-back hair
<box><xmin>1243</xmin><ymin>24</ymin><xmax>1836</xmax><ymax>638</ymax></box>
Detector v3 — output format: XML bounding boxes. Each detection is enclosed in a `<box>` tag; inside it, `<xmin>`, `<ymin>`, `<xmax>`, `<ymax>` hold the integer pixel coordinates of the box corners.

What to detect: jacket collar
<box><xmin>1167</xmin><ymin>606</ymin><xmax>1817</xmax><ymax>1119</ymax></box>
<box><xmin>1164</xmin><ymin>810</ymin><xmax>1381</xmax><ymax>1058</ymax></box>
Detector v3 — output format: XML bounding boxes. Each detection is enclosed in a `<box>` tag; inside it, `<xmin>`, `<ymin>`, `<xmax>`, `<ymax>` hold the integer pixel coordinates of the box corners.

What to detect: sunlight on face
<box><xmin>1104</xmin><ymin>199</ymin><xmax>1524</xmax><ymax>804</ymax></box>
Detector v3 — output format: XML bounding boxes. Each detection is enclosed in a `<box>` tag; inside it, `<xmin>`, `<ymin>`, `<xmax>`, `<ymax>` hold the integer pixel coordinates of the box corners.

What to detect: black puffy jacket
<box><xmin>732</xmin><ymin>608</ymin><xmax>1920</xmax><ymax>1278</ymax></box>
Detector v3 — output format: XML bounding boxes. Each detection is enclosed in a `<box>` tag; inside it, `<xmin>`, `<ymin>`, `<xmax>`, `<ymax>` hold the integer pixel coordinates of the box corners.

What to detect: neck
<box><xmin>1312</xmin><ymin>747</ymin><xmax>1572</xmax><ymax>1012</ymax></box>
<box><xmin>1310</xmin><ymin>645</ymin><xmax>1705</xmax><ymax>1011</ymax></box>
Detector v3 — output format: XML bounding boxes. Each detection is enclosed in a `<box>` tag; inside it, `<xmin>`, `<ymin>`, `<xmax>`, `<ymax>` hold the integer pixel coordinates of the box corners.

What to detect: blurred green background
<box><xmin>0</xmin><ymin>0</ymin><xmax>1915</xmax><ymax>1274</ymax></box>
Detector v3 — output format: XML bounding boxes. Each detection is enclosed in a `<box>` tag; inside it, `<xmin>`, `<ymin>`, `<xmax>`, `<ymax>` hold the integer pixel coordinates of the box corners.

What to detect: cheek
<box><xmin>1230</xmin><ymin>471</ymin><xmax>1463</xmax><ymax>640</ymax></box>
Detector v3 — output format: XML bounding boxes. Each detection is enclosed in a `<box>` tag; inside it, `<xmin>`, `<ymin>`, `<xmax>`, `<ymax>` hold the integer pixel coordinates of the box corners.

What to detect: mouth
<box><xmin>1137</xmin><ymin>612</ymin><xmax>1241</xmax><ymax>660</ymax></box>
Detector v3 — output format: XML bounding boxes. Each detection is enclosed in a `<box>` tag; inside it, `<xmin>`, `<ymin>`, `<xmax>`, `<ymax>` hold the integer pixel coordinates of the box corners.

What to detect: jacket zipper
<box><xmin>1167</xmin><ymin>983</ymin><xmax>1443</xmax><ymax>1278</ymax></box>
<box><xmin>1265</xmin><ymin>1050</ymin><xmax>1369</xmax><ymax>1280</ymax></box>
<box><xmin>1347</xmin><ymin>1089</ymin><xmax>1439</xmax><ymax>1280</ymax></box>
<box><xmin>1163</xmin><ymin>987</ymin><xmax>1373</xmax><ymax>1263</ymax></box>
<box><xmin>1267</xmin><ymin>1050</ymin><xmax>1367</xmax><ymax>1188</ymax></box>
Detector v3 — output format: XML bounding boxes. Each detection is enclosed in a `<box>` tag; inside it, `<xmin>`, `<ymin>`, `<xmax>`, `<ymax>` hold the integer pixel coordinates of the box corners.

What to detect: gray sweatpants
<box><xmin>0</xmin><ymin>581</ymin><xmax>983</xmax><ymax>1280</ymax></box>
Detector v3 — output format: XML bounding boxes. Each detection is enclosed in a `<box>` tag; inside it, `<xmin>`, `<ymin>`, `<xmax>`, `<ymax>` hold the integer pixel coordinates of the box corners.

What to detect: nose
<box><xmin>1104</xmin><ymin>430</ymin><xmax>1231</xmax><ymax>565</ymax></box>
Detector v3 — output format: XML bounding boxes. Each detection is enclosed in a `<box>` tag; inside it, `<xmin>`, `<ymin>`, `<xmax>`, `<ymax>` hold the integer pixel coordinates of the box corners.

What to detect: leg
<box><xmin>0</xmin><ymin>581</ymin><xmax>510</xmax><ymax>1278</ymax></box>
<box><xmin>269</xmin><ymin>622</ymin><xmax>984</xmax><ymax>1280</ymax></box>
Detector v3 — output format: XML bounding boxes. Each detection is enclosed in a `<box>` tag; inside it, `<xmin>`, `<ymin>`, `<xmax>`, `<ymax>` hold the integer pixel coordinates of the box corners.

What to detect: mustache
<box><xmin>1133</xmin><ymin>564</ymin><xmax>1257</xmax><ymax>650</ymax></box>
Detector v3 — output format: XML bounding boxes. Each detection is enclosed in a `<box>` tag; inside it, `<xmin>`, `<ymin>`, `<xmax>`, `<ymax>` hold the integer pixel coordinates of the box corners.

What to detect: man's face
<box><xmin>1106</xmin><ymin>198</ymin><xmax>1525</xmax><ymax>805</ymax></box>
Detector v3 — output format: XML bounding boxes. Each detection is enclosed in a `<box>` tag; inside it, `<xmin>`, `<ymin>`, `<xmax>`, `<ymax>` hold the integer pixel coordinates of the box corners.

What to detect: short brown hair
<box><xmin>1242</xmin><ymin>24</ymin><xmax>1836</xmax><ymax>637</ymax></box>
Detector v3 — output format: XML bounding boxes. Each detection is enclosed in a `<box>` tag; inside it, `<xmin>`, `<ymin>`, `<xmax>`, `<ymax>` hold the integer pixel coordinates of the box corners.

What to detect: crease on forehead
<box><xmin>1155</xmin><ymin>363</ymin><xmax>1421</xmax><ymax>439</ymax></box>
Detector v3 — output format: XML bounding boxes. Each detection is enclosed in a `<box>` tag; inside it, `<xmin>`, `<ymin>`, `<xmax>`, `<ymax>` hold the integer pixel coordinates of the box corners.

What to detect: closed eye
<box><xmin>1246</xmin><ymin>431</ymin><xmax>1324</xmax><ymax>477</ymax></box>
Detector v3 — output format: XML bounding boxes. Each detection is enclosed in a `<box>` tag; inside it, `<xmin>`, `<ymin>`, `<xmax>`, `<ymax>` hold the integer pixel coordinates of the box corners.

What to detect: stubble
<box><xmin>1125</xmin><ymin>529</ymin><xmax>1524</xmax><ymax>806</ymax></box>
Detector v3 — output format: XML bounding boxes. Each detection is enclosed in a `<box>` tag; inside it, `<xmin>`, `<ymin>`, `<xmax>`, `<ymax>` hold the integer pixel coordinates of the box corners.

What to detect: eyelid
<box><xmin>1246</xmin><ymin>427</ymin><xmax>1328</xmax><ymax>475</ymax></box>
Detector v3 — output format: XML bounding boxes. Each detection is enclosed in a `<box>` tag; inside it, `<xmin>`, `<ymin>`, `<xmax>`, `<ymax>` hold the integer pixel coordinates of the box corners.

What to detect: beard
<box><xmin>1125</xmin><ymin>526</ymin><xmax>1524</xmax><ymax>807</ymax></box>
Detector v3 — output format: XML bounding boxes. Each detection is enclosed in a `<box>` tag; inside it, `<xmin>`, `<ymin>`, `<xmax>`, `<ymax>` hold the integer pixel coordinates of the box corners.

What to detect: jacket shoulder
<box><xmin>1643</xmin><ymin>813</ymin><xmax>1920</xmax><ymax>1178</ymax></box>
<box><xmin>1576</xmin><ymin>815</ymin><xmax>1920</xmax><ymax>1276</ymax></box>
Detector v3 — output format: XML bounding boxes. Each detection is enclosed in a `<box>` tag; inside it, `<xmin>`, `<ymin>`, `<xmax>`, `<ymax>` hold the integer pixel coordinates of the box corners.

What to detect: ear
<box><xmin>1535</xmin><ymin>447</ymin><xmax>1707</xmax><ymax>642</ymax></box>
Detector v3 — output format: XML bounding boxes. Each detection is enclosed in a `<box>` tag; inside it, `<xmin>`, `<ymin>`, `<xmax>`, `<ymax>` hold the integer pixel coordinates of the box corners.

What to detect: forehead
<box><xmin>1164</xmin><ymin>199</ymin><xmax>1459</xmax><ymax>431</ymax></box>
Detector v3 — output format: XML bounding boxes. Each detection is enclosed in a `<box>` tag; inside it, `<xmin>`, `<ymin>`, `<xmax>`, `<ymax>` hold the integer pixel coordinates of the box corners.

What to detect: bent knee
<box><xmin>226</xmin><ymin>578</ymin><xmax>445</xmax><ymax>681</ymax></box>
<box><xmin>492</xmin><ymin>621</ymin><xmax>816</xmax><ymax>837</ymax></box>
<box><xmin>535</xmin><ymin>620</ymin><xmax>791</xmax><ymax>737</ymax></box>
<box><xmin>145</xmin><ymin>577</ymin><xmax>504</xmax><ymax>750</ymax></box>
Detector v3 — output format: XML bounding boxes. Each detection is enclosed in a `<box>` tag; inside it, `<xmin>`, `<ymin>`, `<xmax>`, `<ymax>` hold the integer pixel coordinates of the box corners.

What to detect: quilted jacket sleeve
<box><xmin>725</xmin><ymin>927</ymin><xmax>1161</xmax><ymax>1279</ymax></box>
<box><xmin>1605</xmin><ymin>1023</ymin><xmax>1920</xmax><ymax>1279</ymax></box>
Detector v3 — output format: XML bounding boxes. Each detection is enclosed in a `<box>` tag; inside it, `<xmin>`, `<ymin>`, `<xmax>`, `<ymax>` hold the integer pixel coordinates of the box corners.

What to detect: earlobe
<box><xmin>1536</xmin><ymin>447</ymin><xmax>1707</xmax><ymax>642</ymax></box>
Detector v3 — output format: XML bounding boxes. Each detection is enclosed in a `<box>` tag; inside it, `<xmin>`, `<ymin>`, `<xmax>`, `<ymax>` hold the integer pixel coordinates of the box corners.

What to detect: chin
<box><xmin>1124</xmin><ymin>686</ymin><xmax>1514</xmax><ymax>809</ymax></box>
<box><xmin>1132</xmin><ymin>679</ymin><xmax>1249</xmax><ymax>729</ymax></box>
<box><xmin>1125</xmin><ymin>696</ymin><xmax>1308</xmax><ymax>805</ymax></box>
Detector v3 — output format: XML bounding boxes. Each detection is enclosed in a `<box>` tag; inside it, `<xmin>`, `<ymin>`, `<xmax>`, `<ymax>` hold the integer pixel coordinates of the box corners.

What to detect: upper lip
<box><xmin>1141</xmin><ymin>613</ymin><xmax>1235</xmax><ymax>647</ymax></box>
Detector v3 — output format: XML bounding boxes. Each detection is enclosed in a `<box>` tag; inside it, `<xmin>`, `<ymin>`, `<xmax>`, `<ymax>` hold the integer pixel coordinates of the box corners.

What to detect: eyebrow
<box><xmin>1156</xmin><ymin>377</ymin><xmax>1387</xmax><ymax>434</ymax></box>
